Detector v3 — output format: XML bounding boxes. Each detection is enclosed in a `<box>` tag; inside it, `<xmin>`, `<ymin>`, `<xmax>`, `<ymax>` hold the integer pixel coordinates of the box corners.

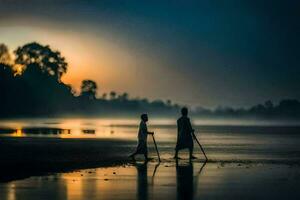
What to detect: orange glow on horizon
<box><xmin>1</xmin><ymin>22</ymin><xmax>188</xmax><ymax>104</ymax></box>
<box><xmin>12</xmin><ymin>129</ymin><xmax>24</xmax><ymax>137</ymax></box>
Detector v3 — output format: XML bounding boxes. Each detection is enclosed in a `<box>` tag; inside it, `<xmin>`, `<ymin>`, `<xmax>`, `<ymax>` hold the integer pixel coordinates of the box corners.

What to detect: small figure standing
<box><xmin>130</xmin><ymin>114</ymin><xmax>154</xmax><ymax>160</ymax></box>
<box><xmin>174</xmin><ymin>107</ymin><xmax>196</xmax><ymax>159</ymax></box>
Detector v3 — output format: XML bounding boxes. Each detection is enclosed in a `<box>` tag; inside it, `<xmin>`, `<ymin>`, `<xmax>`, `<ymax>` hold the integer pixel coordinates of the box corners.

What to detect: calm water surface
<box><xmin>0</xmin><ymin>118</ymin><xmax>300</xmax><ymax>163</ymax></box>
<box><xmin>1</xmin><ymin>118</ymin><xmax>300</xmax><ymax>200</ymax></box>
<box><xmin>0</xmin><ymin>162</ymin><xmax>300</xmax><ymax>200</ymax></box>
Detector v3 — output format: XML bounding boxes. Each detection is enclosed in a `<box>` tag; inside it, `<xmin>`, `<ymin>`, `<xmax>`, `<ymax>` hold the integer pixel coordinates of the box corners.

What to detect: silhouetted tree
<box><xmin>265</xmin><ymin>100</ymin><xmax>274</xmax><ymax>109</ymax></box>
<box><xmin>0</xmin><ymin>64</ymin><xmax>15</xmax><ymax>89</ymax></box>
<box><xmin>0</xmin><ymin>43</ymin><xmax>11</xmax><ymax>65</ymax></box>
<box><xmin>102</xmin><ymin>93</ymin><xmax>107</xmax><ymax>100</ymax></box>
<box><xmin>80</xmin><ymin>80</ymin><xmax>98</xmax><ymax>100</ymax></box>
<box><xmin>0</xmin><ymin>63</ymin><xmax>15</xmax><ymax>115</ymax></box>
<box><xmin>14</xmin><ymin>42</ymin><xmax>67</xmax><ymax>81</ymax></box>
<box><xmin>166</xmin><ymin>99</ymin><xmax>172</xmax><ymax>106</ymax></box>
<box><xmin>110</xmin><ymin>91</ymin><xmax>116</xmax><ymax>100</ymax></box>
<box><xmin>1</xmin><ymin>41</ymin><xmax>300</xmax><ymax>119</ymax></box>
<box><xmin>140</xmin><ymin>98</ymin><xmax>149</xmax><ymax>104</ymax></box>
<box><xmin>276</xmin><ymin>99</ymin><xmax>300</xmax><ymax>117</ymax></box>
<box><xmin>15</xmin><ymin>63</ymin><xmax>74</xmax><ymax>115</ymax></box>
<box><xmin>118</xmin><ymin>92</ymin><xmax>129</xmax><ymax>101</ymax></box>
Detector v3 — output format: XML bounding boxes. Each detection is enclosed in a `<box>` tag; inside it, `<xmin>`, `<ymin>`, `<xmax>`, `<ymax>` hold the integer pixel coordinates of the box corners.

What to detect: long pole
<box><xmin>152</xmin><ymin>134</ymin><xmax>161</xmax><ymax>162</ymax></box>
<box><xmin>193</xmin><ymin>132</ymin><xmax>208</xmax><ymax>161</ymax></box>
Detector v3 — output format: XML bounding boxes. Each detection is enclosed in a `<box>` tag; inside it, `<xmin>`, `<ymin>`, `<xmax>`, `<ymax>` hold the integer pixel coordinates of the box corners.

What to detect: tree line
<box><xmin>0</xmin><ymin>42</ymin><xmax>300</xmax><ymax>119</ymax></box>
<box><xmin>0</xmin><ymin>42</ymin><xmax>177</xmax><ymax>117</ymax></box>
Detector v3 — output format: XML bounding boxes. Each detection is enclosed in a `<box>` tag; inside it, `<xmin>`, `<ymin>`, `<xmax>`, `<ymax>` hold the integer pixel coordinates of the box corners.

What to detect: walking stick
<box><xmin>151</xmin><ymin>134</ymin><xmax>161</xmax><ymax>162</ymax></box>
<box><xmin>193</xmin><ymin>132</ymin><xmax>208</xmax><ymax>161</ymax></box>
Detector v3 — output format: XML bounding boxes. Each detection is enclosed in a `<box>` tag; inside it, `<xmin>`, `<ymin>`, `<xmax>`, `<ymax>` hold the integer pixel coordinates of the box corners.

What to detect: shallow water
<box><xmin>1</xmin><ymin>118</ymin><xmax>300</xmax><ymax>164</ymax></box>
<box><xmin>0</xmin><ymin>161</ymin><xmax>300</xmax><ymax>200</ymax></box>
<box><xmin>1</xmin><ymin>118</ymin><xmax>300</xmax><ymax>199</ymax></box>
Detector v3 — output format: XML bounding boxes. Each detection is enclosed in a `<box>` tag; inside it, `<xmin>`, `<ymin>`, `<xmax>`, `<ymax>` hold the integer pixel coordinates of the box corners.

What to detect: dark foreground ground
<box><xmin>1</xmin><ymin>161</ymin><xmax>300</xmax><ymax>200</ymax></box>
<box><xmin>1</xmin><ymin>136</ymin><xmax>300</xmax><ymax>200</ymax></box>
<box><xmin>0</xmin><ymin>137</ymin><xmax>135</xmax><ymax>182</ymax></box>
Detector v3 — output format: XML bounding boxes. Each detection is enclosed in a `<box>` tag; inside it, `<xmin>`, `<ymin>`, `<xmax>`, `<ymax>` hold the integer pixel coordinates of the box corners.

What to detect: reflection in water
<box><xmin>21</xmin><ymin>128</ymin><xmax>71</xmax><ymax>135</ymax></box>
<box><xmin>8</xmin><ymin>128</ymin><xmax>71</xmax><ymax>136</ymax></box>
<box><xmin>0</xmin><ymin>128</ymin><xmax>15</xmax><ymax>134</ymax></box>
<box><xmin>2</xmin><ymin>162</ymin><xmax>299</xmax><ymax>200</ymax></box>
<box><xmin>151</xmin><ymin>163</ymin><xmax>160</xmax><ymax>185</ymax></box>
<box><xmin>81</xmin><ymin>129</ymin><xmax>96</xmax><ymax>134</ymax></box>
<box><xmin>7</xmin><ymin>183</ymin><xmax>16</xmax><ymax>200</ymax></box>
<box><xmin>134</xmin><ymin>161</ymin><xmax>161</xmax><ymax>200</ymax></box>
<box><xmin>12</xmin><ymin>129</ymin><xmax>24</xmax><ymax>137</ymax></box>
<box><xmin>2</xmin><ymin>175</ymin><xmax>68</xmax><ymax>200</ymax></box>
<box><xmin>2</xmin><ymin>118</ymin><xmax>300</xmax><ymax>165</ymax></box>
<box><xmin>135</xmin><ymin>161</ymin><xmax>149</xmax><ymax>200</ymax></box>
<box><xmin>176</xmin><ymin>160</ymin><xmax>207</xmax><ymax>200</ymax></box>
<box><xmin>176</xmin><ymin>160</ymin><xmax>194</xmax><ymax>200</ymax></box>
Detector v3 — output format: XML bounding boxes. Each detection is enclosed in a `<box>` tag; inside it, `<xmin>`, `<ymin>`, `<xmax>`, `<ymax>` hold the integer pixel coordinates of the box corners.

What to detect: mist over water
<box><xmin>1</xmin><ymin>117</ymin><xmax>300</xmax><ymax>164</ymax></box>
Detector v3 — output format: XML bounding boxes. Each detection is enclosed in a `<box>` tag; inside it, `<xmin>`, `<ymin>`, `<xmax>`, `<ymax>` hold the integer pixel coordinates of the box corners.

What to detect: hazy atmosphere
<box><xmin>1</xmin><ymin>1</ymin><xmax>300</xmax><ymax>200</ymax></box>
<box><xmin>1</xmin><ymin>0</ymin><xmax>299</xmax><ymax>107</ymax></box>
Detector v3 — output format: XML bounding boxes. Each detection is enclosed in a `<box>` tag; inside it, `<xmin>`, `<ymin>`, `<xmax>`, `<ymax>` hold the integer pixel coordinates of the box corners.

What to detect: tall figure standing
<box><xmin>174</xmin><ymin>107</ymin><xmax>196</xmax><ymax>159</ymax></box>
<box><xmin>130</xmin><ymin>114</ymin><xmax>154</xmax><ymax>161</ymax></box>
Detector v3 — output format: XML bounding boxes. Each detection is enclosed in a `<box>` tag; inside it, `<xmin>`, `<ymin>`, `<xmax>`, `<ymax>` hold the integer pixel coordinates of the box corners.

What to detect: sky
<box><xmin>0</xmin><ymin>0</ymin><xmax>299</xmax><ymax>108</ymax></box>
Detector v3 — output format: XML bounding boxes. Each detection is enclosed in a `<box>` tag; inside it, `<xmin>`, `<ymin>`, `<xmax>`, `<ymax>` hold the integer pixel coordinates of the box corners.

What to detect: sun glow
<box><xmin>13</xmin><ymin>64</ymin><xmax>24</xmax><ymax>76</ymax></box>
<box><xmin>0</xmin><ymin>23</ymin><xmax>174</xmax><ymax>102</ymax></box>
<box><xmin>12</xmin><ymin>129</ymin><xmax>24</xmax><ymax>137</ymax></box>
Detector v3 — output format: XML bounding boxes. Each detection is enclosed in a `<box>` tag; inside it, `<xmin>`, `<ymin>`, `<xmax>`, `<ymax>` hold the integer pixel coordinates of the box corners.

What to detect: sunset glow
<box><xmin>1</xmin><ymin>2</ymin><xmax>300</xmax><ymax>200</ymax></box>
<box><xmin>1</xmin><ymin>1</ymin><xmax>298</xmax><ymax>107</ymax></box>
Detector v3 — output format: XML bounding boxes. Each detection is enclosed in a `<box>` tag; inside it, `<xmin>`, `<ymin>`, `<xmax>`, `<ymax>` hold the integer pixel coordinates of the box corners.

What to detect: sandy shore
<box><xmin>0</xmin><ymin>137</ymin><xmax>135</xmax><ymax>182</ymax></box>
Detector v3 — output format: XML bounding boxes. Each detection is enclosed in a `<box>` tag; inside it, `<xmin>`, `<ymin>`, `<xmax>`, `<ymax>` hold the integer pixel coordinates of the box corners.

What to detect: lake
<box><xmin>1</xmin><ymin>118</ymin><xmax>300</xmax><ymax>200</ymax></box>
<box><xmin>0</xmin><ymin>117</ymin><xmax>300</xmax><ymax>163</ymax></box>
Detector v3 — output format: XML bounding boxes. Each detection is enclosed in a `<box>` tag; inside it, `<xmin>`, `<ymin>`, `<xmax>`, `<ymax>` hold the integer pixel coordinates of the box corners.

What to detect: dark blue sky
<box><xmin>0</xmin><ymin>0</ymin><xmax>299</xmax><ymax>107</ymax></box>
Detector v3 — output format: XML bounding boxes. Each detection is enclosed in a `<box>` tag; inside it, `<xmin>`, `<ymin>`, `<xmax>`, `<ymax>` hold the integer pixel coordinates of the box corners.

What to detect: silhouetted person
<box><xmin>174</xmin><ymin>107</ymin><xmax>196</xmax><ymax>159</ymax></box>
<box><xmin>176</xmin><ymin>160</ymin><xmax>194</xmax><ymax>200</ymax></box>
<box><xmin>130</xmin><ymin>114</ymin><xmax>154</xmax><ymax>160</ymax></box>
<box><xmin>135</xmin><ymin>161</ymin><xmax>149</xmax><ymax>200</ymax></box>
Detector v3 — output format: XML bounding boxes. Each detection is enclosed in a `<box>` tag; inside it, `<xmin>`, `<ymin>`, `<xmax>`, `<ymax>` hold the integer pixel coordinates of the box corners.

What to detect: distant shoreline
<box><xmin>0</xmin><ymin>116</ymin><xmax>299</xmax><ymax>127</ymax></box>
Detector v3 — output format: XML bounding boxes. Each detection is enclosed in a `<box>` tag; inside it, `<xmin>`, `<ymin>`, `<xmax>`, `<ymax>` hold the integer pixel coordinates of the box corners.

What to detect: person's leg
<box><xmin>189</xmin><ymin>147</ymin><xmax>196</xmax><ymax>159</ymax></box>
<box><xmin>144</xmin><ymin>151</ymin><xmax>149</xmax><ymax>160</ymax></box>
<box><xmin>174</xmin><ymin>143</ymin><xmax>180</xmax><ymax>158</ymax></box>
<box><xmin>130</xmin><ymin>140</ymin><xmax>143</xmax><ymax>159</ymax></box>
<box><xmin>189</xmin><ymin>148</ymin><xmax>193</xmax><ymax>158</ymax></box>
<box><xmin>175</xmin><ymin>150</ymin><xmax>179</xmax><ymax>158</ymax></box>
<box><xmin>174</xmin><ymin>149</ymin><xmax>179</xmax><ymax>158</ymax></box>
<box><xmin>129</xmin><ymin>145</ymin><xmax>140</xmax><ymax>159</ymax></box>
<box><xmin>143</xmin><ymin>142</ymin><xmax>149</xmax><ymax>160</ymax></box>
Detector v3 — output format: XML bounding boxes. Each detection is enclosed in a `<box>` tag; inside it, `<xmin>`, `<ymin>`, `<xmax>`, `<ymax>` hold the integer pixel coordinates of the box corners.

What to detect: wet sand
<box><xmin>1</xmin><ymin>161</ymin><xmax>300</xmax><ymax>200</ymax></box>
<box><xmin>0</xmin><ymin>137</ymin><xmax>135</xmax><ymax>182</ymax></box>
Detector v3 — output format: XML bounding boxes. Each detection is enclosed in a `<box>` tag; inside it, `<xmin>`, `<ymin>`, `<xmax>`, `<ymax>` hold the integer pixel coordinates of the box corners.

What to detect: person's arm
<box><xmin>147</xmin><ymin>131</ymin><xmax>154</xmax><ymax>135</ymax></box>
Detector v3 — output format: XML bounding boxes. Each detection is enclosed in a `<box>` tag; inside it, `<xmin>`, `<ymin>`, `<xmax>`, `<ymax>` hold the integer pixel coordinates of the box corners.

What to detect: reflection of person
<box><xmin>176</xmin><ymin>160</ymin><xmax>194</xmax><ymax>200</ymax></box>
<box><xmin>135</xmin><ymin>161</ymin><xmax>148</xmax><ymax>200</ymax></box>
<box><xmin>130</xmin><ymin>114</ymin><xmax>154</xmax><ymax>160</ymax></box>
<box><xmin>174</xmin><ymin>107</ymin><xmax>196</xmax><ymax>159</ymax></box>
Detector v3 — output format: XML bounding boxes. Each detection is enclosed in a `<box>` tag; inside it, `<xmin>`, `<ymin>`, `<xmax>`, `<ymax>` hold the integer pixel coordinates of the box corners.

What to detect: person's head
<box><xmin>181</xmin><ymin>107</ymin><xmax>188</xmax><ymax>116</ymax></box>
<box><xmin>141</xmin><ymin>113</ymin><xmax>148</xmax><ymax>122</ymax></box>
